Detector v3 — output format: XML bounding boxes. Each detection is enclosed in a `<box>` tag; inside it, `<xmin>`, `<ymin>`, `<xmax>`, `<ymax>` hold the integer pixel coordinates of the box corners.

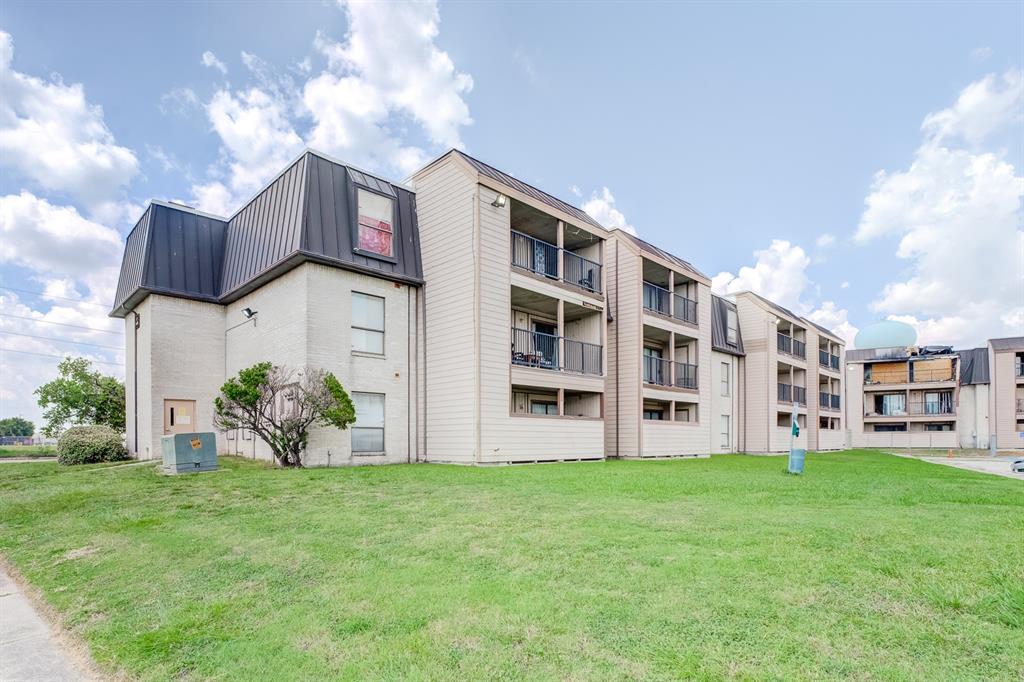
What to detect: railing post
<box><xmin>556</xmin><ymin>220</ymin><xmax>564</xmax><ymax>281</ymax></box>
<box><xmin>557</xmin><ymin>299</ymin><xmax>565</xmax><ymax>372</ymax></box>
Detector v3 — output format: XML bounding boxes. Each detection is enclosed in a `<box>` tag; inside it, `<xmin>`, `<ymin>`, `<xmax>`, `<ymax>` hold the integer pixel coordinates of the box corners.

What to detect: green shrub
<box><xmin>57</xmin><ymin>426</ymin><xmax>130</xmax><ymax>465</ymax></box>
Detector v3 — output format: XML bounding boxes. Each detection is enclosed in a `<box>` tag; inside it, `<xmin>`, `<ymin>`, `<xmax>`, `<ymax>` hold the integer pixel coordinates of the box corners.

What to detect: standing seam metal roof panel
<box><xmin>112</xmin><ymin>207</ymin><xmax>153</xmax><ymax>314</ymax></box>
<box><xmin>711</xmin><ymin>295</ymin><xmax>745</xmax><ymax>355</ymax></box>
<box><xmin>957</xmin><ymin>347</ymin><xmax>990</xmax><ymax>385</ymax></box>
<box><xmin>452</xmin><ymin>150</ymin><xmax>606</xmax><ymax>232</ymax></box>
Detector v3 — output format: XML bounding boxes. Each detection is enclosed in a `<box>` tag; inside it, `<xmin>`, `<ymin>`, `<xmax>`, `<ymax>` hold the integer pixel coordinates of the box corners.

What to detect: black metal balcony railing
<box><xmin>563</xmin><ymin>338</ymin><xmax>603</xmax><ymax>376</ymax></box>
<box><xmin>510</xmin><ymin>230</ymin><xmax>603</xmax><ymax>295</ymax></box>
<box><xmin>673</xmin><ymin>294</ymin><xmax>698</xmax><ymax>325</ymax></box>
<box><xmin>675</xmin><ymin>362</ymin><xmax>698</xmax><ymax>389</ymax></box>
<box><xmin>872</xmin><ymin>401</ymin><xmax>955</xmax><ymax>417</ymax></box>
<box><xmin>1016</xmin><ymin>361</ymin><xmax>1024</xmax><ymax>378</ymax></box>
<box><xmin>511</xmin><ymin>231</ymin><xmax>558</xmax><ymax>279</ymax></box>
<box><xmin>562</xmin><ymin>251</ymin><xmax>603</xmax><ymax>294</ymax></box>
<box><xmin>778</xmin><ymin>334</ymin><xmax>806</xmax><ymax>359</ymax></box>
<box><xmin>778</xmin><ymin>382</ymin><xmax>807</xmax><ymax>405</ymax></box>
<box><xmin>792</xmin><ymin>339</ymin><xmax>806</xmax><ymax>359</ymax></box>
<box><xmin>819</xmin><ymin>349</ymin><xmax>830</xmax><ymax>367</ymax></box>
<box><xmin>819</xmin><ymin>392</ymin><xmax>841</xmax><ymax>410</ymax></box>
<box><xmin>830</xmin><ymin>354</ymin><xmax>840</xmax><ymax>370</ymax></box>
<box><xmin>643</xmin><ymin>356</ymin><xmax>699</xmax><ymax>389</ymax></box>
<box><xmin>1017</xmin><ymin>398</ymin><xmax>1024</xmax><ymax>414</ymax></box>
<box><xmin>642</xmin><ymin>282</ymin><xmax>671</xmax><ymax>316</ymax></box>
<box><xmin>510</xmin><ymin>327</ymin><xmax>602</xmax><ymax>377</ymax></box>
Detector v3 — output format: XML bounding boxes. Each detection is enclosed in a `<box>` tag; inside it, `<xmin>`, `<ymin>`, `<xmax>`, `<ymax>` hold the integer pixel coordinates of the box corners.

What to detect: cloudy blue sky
<box><xmin>1</xmin><ymin>0</ymin><xmax>1021</xmax><ymax>424</ymax></box>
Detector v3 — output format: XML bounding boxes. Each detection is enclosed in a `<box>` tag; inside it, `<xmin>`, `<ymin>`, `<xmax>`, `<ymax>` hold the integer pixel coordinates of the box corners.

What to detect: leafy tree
<box><xmin>0</xmin><ymin>416</ymin><xmax>34</xmax><ymax>437</ymax></box>
<box><xmin>213</xmin><ymin>363</ymin><xmax>356</xmax><ymax>468</ymax></box>
<box><xmin>35</xmin><ymin>357</ymin><xmax>126</xmax><ymax>438</ymax></box>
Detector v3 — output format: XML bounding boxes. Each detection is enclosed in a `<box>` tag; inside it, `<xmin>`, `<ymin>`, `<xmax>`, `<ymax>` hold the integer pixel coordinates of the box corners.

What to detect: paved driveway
<box><xmin>916</xmin><ymin>456</ymin><xmax>1024</xmax><ymax>481</ymax></box>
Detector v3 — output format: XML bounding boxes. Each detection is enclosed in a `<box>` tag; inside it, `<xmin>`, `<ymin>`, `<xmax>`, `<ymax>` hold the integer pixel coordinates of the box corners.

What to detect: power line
<box><xmin>0</xmin><ymin>313</ymin><xmax>122</xmax><ymax>335</ymax></box>
<box><xmin>0</xmin><ymin>331</ymin><xmax>124</xmax><ymax>351</ymax></box>
<box><xmin>0</xmin><ymin>347</ymin><xmax>124</xmax><ymax>366</ymax></box>
<box><xmin>0</xmin><ymin>285</ymin><xmax>110</xmax><ymax>309</ymax></box>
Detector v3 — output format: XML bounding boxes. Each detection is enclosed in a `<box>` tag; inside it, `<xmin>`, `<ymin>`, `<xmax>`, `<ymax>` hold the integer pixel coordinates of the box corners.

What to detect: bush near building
<box><xmin>56</xmin><ymin>425</ymin><xmax>130</xmax><ymax>465</ymax></box>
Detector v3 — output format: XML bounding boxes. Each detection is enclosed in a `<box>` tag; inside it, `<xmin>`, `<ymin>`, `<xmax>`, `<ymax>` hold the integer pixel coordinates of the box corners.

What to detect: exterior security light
<box><xmin>491</xmin><ymin>193</ymin><xmax>508</xmax><ymax>208</ymax></box>
<box><xmin>242</xmin><ymin>307</ymin><xmax>258</xmax><ymax>319</ymax></box>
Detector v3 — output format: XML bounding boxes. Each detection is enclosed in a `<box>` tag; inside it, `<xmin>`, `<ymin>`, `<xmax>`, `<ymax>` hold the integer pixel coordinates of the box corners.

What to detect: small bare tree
<box><xmin>213</xmin><ymin>363</ymin><xmax>355</xmax><ymax>467</ymax></box>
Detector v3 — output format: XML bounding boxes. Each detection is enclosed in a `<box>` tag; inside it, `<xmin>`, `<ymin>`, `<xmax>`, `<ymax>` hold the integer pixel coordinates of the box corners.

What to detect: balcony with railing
<box><xmin>1016</xmin><ymin>398</ymin><xmax>1024</xmax><ymax>415</ymax></box>
<box><xmin>777</xmin><ymin>333</ymin><xmax>806</xmax><ymax>360</ymax></box>
<box><xmin>510</xmin><ymin>327</ymin><xmax>602</xmax><ymax>377</ymax></box>
<box><xmin>778</xmin><ymin>382</ymin><xmax>807</xmax><ymax>406</ymax></box>
<box><xmin>643</xmin><ymin>355</ymin><xmax>699</xmax><ymax>390</ymax></box>
<box><xmin>642</xmin><ymin>282</ymin><xmax>699</xmax><ymax>327</ymax></box>
<box><xmin>1017</xmin><ymin>359</ymin><xmax>1024</xmax><ymax>378</ymax></box>
<box><xmin>510</xmin><ymin>229</ymin><xmax>603</xmax><ymax>295</ymax></box>
<box><xmin>819</xmin><ymin>392</ymin><xmax>841</xmax><ymax>411</ymax></box>
<box><xmin>819</xmin><ymin>350</ymin><xmax>842</xmax><ymax>370</ymax></box>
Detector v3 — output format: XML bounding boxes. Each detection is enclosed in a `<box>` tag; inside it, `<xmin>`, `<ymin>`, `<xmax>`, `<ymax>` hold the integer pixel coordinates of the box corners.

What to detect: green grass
<box><xmin>0</xmin><ymin>444</ymin><xmax>55</xmax><ymax>458</ymax></box>
<box><xmin>0</xmin><ymin>451</ymin><xmax>1021</xmax><ymax>681</ymax></box>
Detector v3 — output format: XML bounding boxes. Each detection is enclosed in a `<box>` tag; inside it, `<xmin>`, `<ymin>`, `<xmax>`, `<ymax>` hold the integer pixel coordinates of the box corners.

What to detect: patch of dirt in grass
<box><xmin>58</xmin><ymin>546</ymin><xmax>98</xmax><ymax>563</ymax></box>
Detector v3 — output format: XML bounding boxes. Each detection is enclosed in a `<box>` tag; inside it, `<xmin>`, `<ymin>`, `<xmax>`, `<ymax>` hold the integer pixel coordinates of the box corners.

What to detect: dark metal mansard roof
<box><xmin>111</xmin><ymin>150</ymin><xmax>423</xmax><ymax>317</ymax></box>
<box><xmin>711</xmin><ymin>295</ymin><xmax>744</xmax><ymax>356</ymax></box>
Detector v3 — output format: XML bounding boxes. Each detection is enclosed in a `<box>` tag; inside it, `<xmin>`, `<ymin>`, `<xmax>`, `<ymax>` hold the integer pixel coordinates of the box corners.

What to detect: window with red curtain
<box><xmin>357</xmin><ymin>189</ymin><xmax>394</xmax><ymax>257</ymax></box>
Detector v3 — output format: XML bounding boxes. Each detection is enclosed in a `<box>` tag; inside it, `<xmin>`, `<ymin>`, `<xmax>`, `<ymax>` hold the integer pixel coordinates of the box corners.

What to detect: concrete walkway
<box><xmin>916</xmin><ymin>456</ymin><xmax>1024</xmax><ymax>481</ymax></box>
<box><xmin>0</xmin><ymin>566</ymin><xmax>88</xmax><ymax>681</ymax></box>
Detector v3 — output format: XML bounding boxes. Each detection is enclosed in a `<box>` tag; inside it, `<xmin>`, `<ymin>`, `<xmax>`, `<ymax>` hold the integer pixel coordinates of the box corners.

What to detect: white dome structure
<box><xmin>854</xmin><ymin>320</ymin><xmax>917</xmax><ymax>350</ymax></box>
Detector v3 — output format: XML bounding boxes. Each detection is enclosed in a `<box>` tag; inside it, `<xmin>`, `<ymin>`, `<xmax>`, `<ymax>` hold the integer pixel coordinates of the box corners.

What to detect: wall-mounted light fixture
<box><xmin>491</xmin><ymin>193</ymin><xmax>508</xmax><ymax>208</ymax></box>
<box><xmin>242</xmin><ymin>307</ymin><xmax>258</xmax><ymax>319</ymax></box>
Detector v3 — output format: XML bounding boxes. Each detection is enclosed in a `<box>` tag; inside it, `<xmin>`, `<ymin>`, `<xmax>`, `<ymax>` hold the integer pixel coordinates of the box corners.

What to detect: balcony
<box><xmin>778</xmin><ymin>382</ymin><xmax>807</xmax><ymax>406</ymax></box>
<box><xmin>1017</xmin><ymin>361</ymin><xmax>1024</xmax><ymax>378</ymax></box>
<box><xmin>1016</xmin><ymin>398</ymin><xmax>1024</xmax><ymax>415</ymax></box>
<box><xmin>642</xmin><ymin>282</ymin><xmax>699</xmax><ymax>326</ymax></box>
<box><xmin>777</xmin><ymin>333</ymin><xmax>806</xmax><ymax>360</ymax></box>
<box><xmin>819</xmin><ymin>392</ymin><xmax>841</xmax><ymax>411</ymax></box>
<box><xmin>511</xmin><ymin>230</ymin><xmax>602</xmax><ymax>295</ymax></box>
<box><xmin>819</xmin><ymin>350</ymin><xmax>841</xmax><ymax>370</ymax></box>
<box><xmin>511</xmin><ymin>327</ymin><xmax>602</xmax><ymax>376</ymax></box>
<box><xmin>868</xmin><ymin>401</ymin><xmax>955</xmax><ymax>417</ymax></box>
<box><xmin>865</xmin><ymin>366</ymin><xmax>955</xmax><ymax>386</ymax></box>
<box><xmin>643</xmin><ymin>356</ymin><xmax>699</xmax><ymax>390</ymax></box>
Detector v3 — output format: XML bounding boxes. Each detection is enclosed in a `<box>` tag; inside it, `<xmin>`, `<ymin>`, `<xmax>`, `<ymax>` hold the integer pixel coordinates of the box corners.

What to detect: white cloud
<box><xmin>806</xmin><ymin>301</ymin><xmax>858</xmax><ymax>346</ymax></box>
<box><xmin>816</xmin><ymin>233</ymin><xmax>836</xmax><ymax>248</ymax></box>
<box><xmin>159</xmin><ymin>87</ymin><xmax>200</xmax><ymax>116</ymax></box>
<box><xmin>970</xmin><ymin>46</ymin><xmax>993</xmax><ymax>63</ymax></box>
<box><xmin>840</xmin><ymin>281</ymin><xmax>850</xmax><ymax>289</ymax></box>
<box><xmin>580</xmin><ymin>187</ymin><xmax>636</xmax><ymax>235</ymax></box>
<box><xmin>190</xmin><ymin>0</ymin><xmax>473</xmax><ymax>212</ymax></box>
<box><xmin>201</xmin><ymin>50</ymin><xmax>228</xmax><ymax>75</ymax></box>
<box><xmin>711</xmin><ymin>240</ymin><xmax>811</xmax><ymax>312</ymax></box>
<box><xmin>920</xmin><ymin>69</ymin><xmax>1022</xmax><ymax>147</ymax></box>
<box><xmin>569</xmin><ymin>185</ymin><xmax>581</xmax><ymax>198</ymax></box>
<box><xmin>855</xmin><ymin>69</ymin><xmax>1024</xmax><ymax>347</ymax></box>
<box><xmin>0</xmin><ymin>31</ymin><xmax>138</xmax><ymax>210</ymax></box>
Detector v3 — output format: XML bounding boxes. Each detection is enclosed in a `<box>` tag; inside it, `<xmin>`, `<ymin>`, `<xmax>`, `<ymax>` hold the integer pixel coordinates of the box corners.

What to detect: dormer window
<box><xmin>726</xmin><ymin>308</ymin><xmax>738</xmax><ymax>345</ymax></box>
<box><xmin>356</xmin><ymin>189</ymin><xmax>394</xmax><ymax>258</ymax></box>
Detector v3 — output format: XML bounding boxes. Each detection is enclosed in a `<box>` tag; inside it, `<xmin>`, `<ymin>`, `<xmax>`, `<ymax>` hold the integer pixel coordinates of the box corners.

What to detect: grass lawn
<box><xmin>0</xmin><ymin>444</ymin><xmax>55</xmax><ymax>458</ymax></box>
<box><xmin>0</xmin><ymin>451</ymin><xmax>1021</xmax><ymax>681</ymax></box>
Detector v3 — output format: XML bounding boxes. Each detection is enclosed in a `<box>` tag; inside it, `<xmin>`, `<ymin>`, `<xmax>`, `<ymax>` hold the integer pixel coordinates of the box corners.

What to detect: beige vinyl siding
<box><xmin>992</xmin><ymin>350</ymin><xmax>1022</xmax><ymax>448</ymax></box>
<box><xmin>846</xmin><ymin>363</ymin><xmax>867</xmax><ymax>447</ymax></box>
<box><xmin>736</xmin><ymin>296</ymin><xmax>770</xmax><ymax>452</ymax></box>
<box><xmin>413</xmin><ymin>157</ymin><xmax>479</xmax><ymax>462</ymax></box>
<box><xmin>641</xmin><ymin>421</ymin><xmax>705</xmax><ymax>456</ymax></box>
<box><xmin>477</xmin><ymin>186</ymin><xmax>605</xmax><ymax>463</ymax></box>
<box><xmin>710</xmin><ymin>350</ymin><xmax>739</xmax><ymax>453</ymax></box>
<box><xmin>956</xmin><ymin>383</ymin><xmax>990</xmax><ymax>449</ymax></box>
<box><xmin>605</xmin><ymin>237</ymin><xmax>643</xmax><ymax>458</ymax></box>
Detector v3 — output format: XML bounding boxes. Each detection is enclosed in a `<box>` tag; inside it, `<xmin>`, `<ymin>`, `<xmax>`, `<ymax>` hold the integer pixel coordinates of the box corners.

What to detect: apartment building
<box><xmin>111</xmin><ymin>150</ymin><xmax>422</xmax><ymax>465</ymax></box>
<box><xmin>845</xmin><ymin>346</ymin><xmax>960</xmax><ymax>449</ymax></box>
<box><xmin>113</xmin><ymin>147</ymin><xmax>851</xmax><ymax>465</ymax></box>
<box><xmin>732</xmin><ymin>292</ymin><xmax>845</xmax><ymax>452</ymax></box>
<box><xmin>412</xmin><ymin>150</ymin><xmax>610</xmax><ymax>464</ymax></box>
<box><xmin>988</xmin><ymin>337</ymin><xmax>1024</xmax><ymax>449</ymax></box>
<box><xmin>604</xmin><ymin>231</ymin><xmax>713</xmax><ymax>458</ymax></box>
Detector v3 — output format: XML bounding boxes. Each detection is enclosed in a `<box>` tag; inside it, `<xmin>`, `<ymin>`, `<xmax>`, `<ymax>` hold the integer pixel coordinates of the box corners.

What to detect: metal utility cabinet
<box><xmin>161</xmin><ymin>432</ymin><xmax>218</xmax><ymax>474</ymax></box>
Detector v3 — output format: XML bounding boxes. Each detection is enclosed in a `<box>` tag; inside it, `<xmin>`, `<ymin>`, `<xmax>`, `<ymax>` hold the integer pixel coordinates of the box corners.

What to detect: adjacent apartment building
<box><xmin>113</xmin><ymin>147</ymin><xmax>852</xmax><ymax>465</ymax></box>
<box><xmin>112</xmin><ymin>151</ymin><xmax>423</xmax><ymax>465</ymax></box>
<box><xmin>845</xmin><ymin>336</ymin><xmax>1024</xmax><ymax>450</ymax></box>
<box><xmin>733</xmin><ymin>292</ymin><xmax>845</xmax><ymax>453</ymax></box>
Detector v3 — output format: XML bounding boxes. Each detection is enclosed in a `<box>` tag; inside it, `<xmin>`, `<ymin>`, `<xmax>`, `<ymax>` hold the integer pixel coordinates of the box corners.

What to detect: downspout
<box><xmin>132</xmin><ymin>311</ymin><xmax>140</xmax><ymax>456</ymax></box>
<box><xmin>421</xmin><ymin>283</ymin><xmax>428</xmax><ymax>462</ymax></box>
<box><xmin>407</xmin><ymin>284</ymin><xmax>412</xmax><ymax>464</ymax></box>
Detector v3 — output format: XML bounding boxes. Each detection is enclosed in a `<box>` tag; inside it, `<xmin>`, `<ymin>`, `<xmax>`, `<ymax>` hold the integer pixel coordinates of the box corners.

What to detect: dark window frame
<box><xmin>352</xmin><ymin>185</ymin><xmax>400</xmax><ymax>264</ymax></box>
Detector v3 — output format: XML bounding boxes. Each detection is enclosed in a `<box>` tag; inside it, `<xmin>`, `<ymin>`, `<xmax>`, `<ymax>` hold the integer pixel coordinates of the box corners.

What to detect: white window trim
<box><xmin>352</xmin><ymin>291</ymin><xmax>386</xmax><ymax>357</ymax></box>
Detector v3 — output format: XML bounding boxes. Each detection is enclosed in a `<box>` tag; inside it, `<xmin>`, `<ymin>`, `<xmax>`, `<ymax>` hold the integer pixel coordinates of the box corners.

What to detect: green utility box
<box><xmin>161</xmin><ymin>432</ymin><xmax>218</xmax><ymax>474</ymax></box>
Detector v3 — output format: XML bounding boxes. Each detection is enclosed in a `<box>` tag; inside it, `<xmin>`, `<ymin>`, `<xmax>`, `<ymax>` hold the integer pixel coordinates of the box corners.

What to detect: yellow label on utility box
<box><xmin>190</xmin><ymin>438</ymin><xmax>202</xmax><ymax>450</ymax></box>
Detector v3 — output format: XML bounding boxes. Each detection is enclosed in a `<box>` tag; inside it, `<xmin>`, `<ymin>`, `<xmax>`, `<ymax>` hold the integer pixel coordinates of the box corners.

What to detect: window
<box><xmin>352</xmin><ymin>392</ymin><xmax>385</xmax><ymax>452</ymax></box>
<box><xmin>721</xmin><ymin>362</ymin><xmax>730</xmax><ymax>396</ymax></box>
<box><xmin>726</xmin><ymin>308</ymin><xmax>738</xmax><ymax>345</ymax></box>
<box><xmin>643</xmin><ymin>346</ymin><xmax>664</xmax><ymax>384</ymax></box>
<box><xmin>720</xmin><ymin>415</ymin><xmax>730</xmax><ymax>449</ymax></box>
<box><xmin>530</xmin><ymin>400</ymin><xmax>557</xmax><ymax>415</ymax></box>
<box><xmin>676</xmin><ymin>406</ymin><xmax>691</xmax><ymax>422</ymax></box>
<box><xmin>352</xmin><ymin>292</ymin><xmax>385</xmax><ymax>354</ymax></box>
<box><xmin>643</xmin><ymin>409</ymin><xmax>664</xmax><ymax>420</ymax></box>
<box><xmin>925</xmin><ymin>423</ymin><xmax>953</xmax><ymax>432</ymax></box>
<box><xmin>873</xmin><ymin>423</ymin><xmax>907</xmax><ymax>432</ymax></box>
<box><xmin>356</xmin><ymin>189</ymin><xmax>394</xmax><ymax>258</ymax></box>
